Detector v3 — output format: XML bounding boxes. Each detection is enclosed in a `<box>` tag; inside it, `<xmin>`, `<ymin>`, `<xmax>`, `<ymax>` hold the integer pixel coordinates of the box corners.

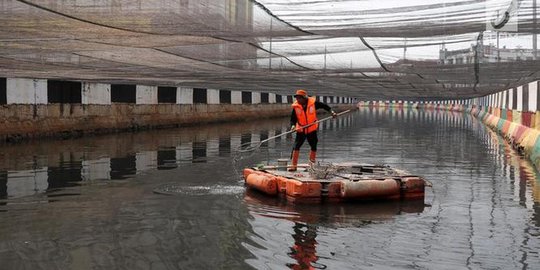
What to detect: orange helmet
<box><xmin>294</xmin><ymin>89</ymin><xmax>308</xmax><ymax>97</ymax></box>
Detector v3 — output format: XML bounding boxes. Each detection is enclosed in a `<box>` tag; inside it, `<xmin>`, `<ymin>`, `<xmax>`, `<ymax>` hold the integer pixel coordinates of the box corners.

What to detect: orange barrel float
<box><xmin>243</xmin><ymin>168</ymin><xmax>256</xmax><ymax>179</ymax></box>
<box><xmin>276</xmin><ymin>176</ymin><xmax>289</xmax><ymax>193</ymax></box>
<box><xmin>400</xmin><ymin>177</ymin><xmax>425</xmax><ymax>199</ymax></box>
<box><xmin>341</xmin><ymin>179</ymin><xmax>401</xmax><ymax>200</ymax></box>
<box><xmin>245</xmin><ymin>173</ymin><xmax>278</xmax><ymax>195</ymax></box>
<box><xmin>286</xmin><ymin>180</ymin><xmax>322</xmax><ymax>203</ymax></box>
<box><xmin>322</xmin><ymin>182</ymin><xmax>343</xmax><ymax>202</ymax></box>
<box><xmin>326</xmin><ymin>182</ymin><xmax>343</xmax><ymax>198</ymax></box>
<box><xmin>243</xmin><ymin>168</ymin><xmax>269</xmax><ymax>178</ymax></box>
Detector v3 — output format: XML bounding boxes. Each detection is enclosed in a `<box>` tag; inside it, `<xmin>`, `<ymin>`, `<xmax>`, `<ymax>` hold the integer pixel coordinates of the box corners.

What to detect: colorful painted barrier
<box><xmin>358</xmin><ymin>99</ymin><xmax>540</xmax><ymax>169</ymax></box>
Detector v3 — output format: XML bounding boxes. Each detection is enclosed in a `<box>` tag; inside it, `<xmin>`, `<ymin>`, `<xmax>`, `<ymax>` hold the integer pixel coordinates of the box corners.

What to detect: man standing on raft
<box><xmin>289</xmin><ymin>89</ymin><xmax>337</xmax><ymax>171</ymax></box>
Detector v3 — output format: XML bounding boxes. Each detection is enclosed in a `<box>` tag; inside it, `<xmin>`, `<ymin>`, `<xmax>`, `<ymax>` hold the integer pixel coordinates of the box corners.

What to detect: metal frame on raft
<box><xmin>242</xmin><ymin>162</ymin><xmax>427</xmax><ymax>203</ymax></box>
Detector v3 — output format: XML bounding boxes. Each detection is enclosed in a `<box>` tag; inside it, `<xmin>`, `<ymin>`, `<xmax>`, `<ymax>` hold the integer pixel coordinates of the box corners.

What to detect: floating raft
<box><xmin>243</xmin><ymin>162</ymin><xmax>426</xmax><ymax>203</ymax></box>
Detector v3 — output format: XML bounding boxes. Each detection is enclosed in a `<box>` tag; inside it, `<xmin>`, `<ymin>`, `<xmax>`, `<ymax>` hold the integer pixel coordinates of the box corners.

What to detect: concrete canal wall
<box><xmin>359</xmin><ymin>80</ymin><xmax>540</xmax><ymax>170</ymax></box>
<box><xmin>0</xmin><ymin>78</ymin><xmax>355</xmax><ymax>142</ymax></box>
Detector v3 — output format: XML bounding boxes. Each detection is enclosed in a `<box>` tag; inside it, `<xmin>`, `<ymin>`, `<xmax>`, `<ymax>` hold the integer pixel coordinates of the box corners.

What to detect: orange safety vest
<box><xmin>292</xmin><ymin>97</ymin><xmax>318</xmax><ymax>134</ymax></box>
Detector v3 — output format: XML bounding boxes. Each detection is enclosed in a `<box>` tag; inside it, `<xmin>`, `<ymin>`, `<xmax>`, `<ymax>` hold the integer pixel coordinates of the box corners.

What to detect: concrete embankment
<box><xmin>0</xmin><ymin>78</ymin><xmax>356</xmax><ymax>142</ymax></box>
<box><xmin>468</xmin><ymin>107</ymin><xmax>540</xmax><ymax>169</ymax></box>
<box><xmin>0</xmin><ymin>103</ymin><xmax>292</xmax><ymax>142</ymax></box>
<box><xmin>438</xmin><ymin>104</ymin><xmax>540</xmax><ymax>170</ymax></box>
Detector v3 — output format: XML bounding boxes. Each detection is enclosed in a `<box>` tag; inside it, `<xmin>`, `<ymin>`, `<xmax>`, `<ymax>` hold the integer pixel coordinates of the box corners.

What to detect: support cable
<box><xmin>249</xmin><ymin>0</ymin><xmax>316</xmax><ymax>35</ymax></box>
<box><xmin>358</xmin><ymin>37</ymin><xmax>391</xmax><ymax>72</ymax></box>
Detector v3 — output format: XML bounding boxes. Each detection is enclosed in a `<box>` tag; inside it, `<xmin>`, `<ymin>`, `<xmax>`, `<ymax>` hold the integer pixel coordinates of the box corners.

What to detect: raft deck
<box><xmin>263</xmin><ymin>163</ymin><xmax>411</xmax><ymax>181</ymax></box>
<box><xmin>243</xmin><ymin>162</ymin><xmax>426</xmax><ymax>203</ymax></box>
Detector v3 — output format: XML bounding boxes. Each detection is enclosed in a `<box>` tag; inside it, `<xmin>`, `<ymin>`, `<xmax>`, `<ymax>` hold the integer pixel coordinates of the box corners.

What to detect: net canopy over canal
<box><xmin>1</xmin><ymin>0</ymin><xmax>539</xmax><ymax>99</ymax></box>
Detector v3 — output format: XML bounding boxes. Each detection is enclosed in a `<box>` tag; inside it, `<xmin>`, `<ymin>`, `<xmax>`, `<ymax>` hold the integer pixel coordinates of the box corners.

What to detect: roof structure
<box><xmin>1</xmin><ymin>0</ymin><xmax>539</xmax><ymax>100</ymax></box>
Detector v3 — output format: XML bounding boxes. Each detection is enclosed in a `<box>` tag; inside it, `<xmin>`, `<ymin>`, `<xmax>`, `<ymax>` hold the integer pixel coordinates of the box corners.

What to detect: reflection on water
<box><xmin>244</xmin><ymin>189</ymin><xmax>426</xmax><ymax>226</ymax></box>
<box><xmin>0</xmin><ymin>118</ymin><xmax>297</xmax><ymax>200</ymax></box>
<box><xmin>1</xmin><ymin>108</ymin><xmax>540</xmax><ymax>269</ymax></box>
<box><xmin>244</xmin><ymin>189</ymin><xmax>427</xmax><ymax>269</ymax></box>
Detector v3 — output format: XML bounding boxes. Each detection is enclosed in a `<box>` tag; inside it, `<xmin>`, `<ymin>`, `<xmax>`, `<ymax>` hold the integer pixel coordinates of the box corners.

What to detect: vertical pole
<box><xmin>269</xmin><ymin>18</ymin><xmax>272</xmax><ymax>70</ymax></box>
<box><xmin>404</xmin><ymin>38</ymin><xmax>407</xmax><ymax>60</ymax></box>
<box><xmin>534</xmin><ymin>0</ymin><xmax>538</xmax><ymax>58</ymax></box>
<box><xmin>496</xmin><ymin>10</ymin><xmax>500</xmax><ymax>62</ymax></box>
<box><xmin>324</xmin><ymin>45</ymin><xmax>327</xmax><ymax>71</ymax></box>
<box><xmin>497</xmin><ymin>31</ymin><xmax>500</xmax><ymax>62</ymax></box>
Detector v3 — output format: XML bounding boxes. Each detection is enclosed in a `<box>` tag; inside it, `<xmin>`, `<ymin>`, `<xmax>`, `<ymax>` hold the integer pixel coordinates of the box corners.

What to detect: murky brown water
<box><xmin>1</xmin><ymin>108</ymin><xmax>540</xmax><ymax>269</ymax></box>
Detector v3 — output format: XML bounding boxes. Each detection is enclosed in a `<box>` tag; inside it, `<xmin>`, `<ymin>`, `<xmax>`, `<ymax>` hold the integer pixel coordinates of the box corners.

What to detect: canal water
<box><xmin>1</xmin><ymin>107</ymin><xmax>539</xmax><ymax>269</ymax></box>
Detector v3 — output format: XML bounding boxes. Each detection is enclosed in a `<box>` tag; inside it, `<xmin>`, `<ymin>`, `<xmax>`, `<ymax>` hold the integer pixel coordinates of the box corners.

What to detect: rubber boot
<box><xmin>309</xmin><ymin>150</ymin><xmax>317</xmax><ymax>164</ymax></box>
<box><xmin>289</xmin><ymin>150</ymin><xmax>300</xmax><ymax>171</ymax></box>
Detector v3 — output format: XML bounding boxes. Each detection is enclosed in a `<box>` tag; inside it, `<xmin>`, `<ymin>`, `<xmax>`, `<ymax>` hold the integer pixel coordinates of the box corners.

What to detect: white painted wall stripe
<box><xmin>269</xmin><ymin>93</ymin><xmax>276</xmax><ymax>104</ymax></box>
<box><xmin>502</xmin><ymin>90</ymin><xmax>507</xmax><ymax>109</ymax></box>
<box><xmin>177</xmin><ymin>87</ymin><xmax>193</xmax><ymax>104</ymax></box>
<box><xmin>6</xmin><ymin>78</ymin><xmax>47</xmax><ymax>104</ymax></box>
<box><xmin>231</xmin><ymin>90</ymin><xmax>242</xmax><ymax>104</ymax></box>
<box><xmin>207</xmin><ymin>89</ymin><xmax>220</xmax><ymax>104</ymax></box>
<box><xmin>252</xmin><ymin>92</ymin><xmax>261</xmax><ymax>104</ymax></box>
<box><xmin>82</xmin><ymin>82</ymin><xmax>111</xmax><ymax>105</ymax></box>
<box><xmin>517</xmin><ymin>86</ymin><xmax>523</xmax><ymax>111</ymax></box>
<box><xmin>529</xmin><ymin>81</ymin><xmax>538</xmax><ymax>112</ymax></box>
<box><xmin>136</xmin><ymin>85</ymin><xmax>157</xmax><ymax>104</ymax></box>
